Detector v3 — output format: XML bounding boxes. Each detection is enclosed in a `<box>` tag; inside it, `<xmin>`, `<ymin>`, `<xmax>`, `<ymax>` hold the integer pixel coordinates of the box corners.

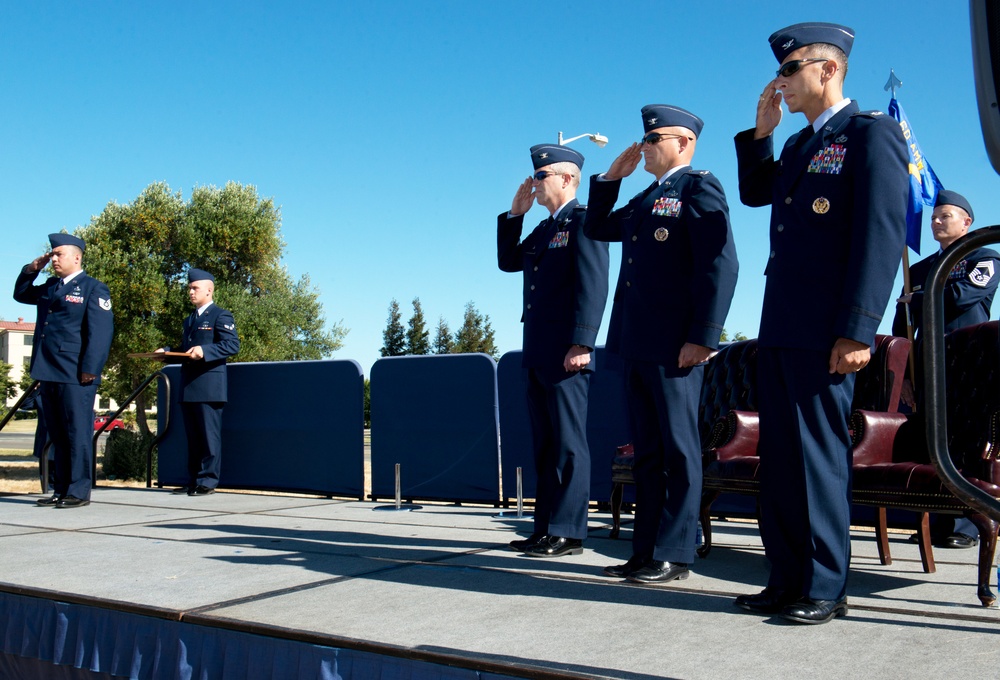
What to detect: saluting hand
<box><xmin>28</xmin><ymin>252</ymin><xmax>51</xmax><ymax>273</ymax></box>
<box><xmin>605</xmin><ymin>143</ymin><xmax>643</xmax><ymax>181</ymax></box>
<box><xmin>510</xmin><ymin>178</ymin><xmax>535</xmax><ymax>216</ymax></box>
<box><xmin>828</xmin><ymin>337</ymin><xmax>871</xmax><ymax>375</ymax></box>
<box><xmin>754</xmin><ymin>80</ymin><xmax>783</xmax><ymax>140</ymax></box>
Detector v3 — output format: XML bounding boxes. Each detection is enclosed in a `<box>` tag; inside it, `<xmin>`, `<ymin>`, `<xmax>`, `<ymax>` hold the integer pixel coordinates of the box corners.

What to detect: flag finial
<box><xmin>884</xmin><ymin>69</ymin><xmax>903</xmax><ymax>98</ymax></box>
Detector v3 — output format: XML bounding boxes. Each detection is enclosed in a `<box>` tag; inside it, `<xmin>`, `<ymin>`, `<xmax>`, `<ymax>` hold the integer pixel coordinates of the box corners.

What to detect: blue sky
<box><xmin>1</xmin><ymin>1</ymin><xmax>993</xmax><ymax>374</ymax></box>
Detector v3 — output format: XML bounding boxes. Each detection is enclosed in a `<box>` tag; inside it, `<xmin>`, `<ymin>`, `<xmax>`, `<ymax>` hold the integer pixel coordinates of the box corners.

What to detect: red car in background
<box><xmin>94</xmin><ymin>415</ymin><xmax>124</xmax><ymax>432</ymax></box>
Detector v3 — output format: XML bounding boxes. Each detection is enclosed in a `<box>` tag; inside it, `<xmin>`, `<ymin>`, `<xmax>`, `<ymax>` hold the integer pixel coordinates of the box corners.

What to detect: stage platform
<box><xmin>0</xmin><ymin>488</ymin><xmax>998</xmax><ymax>679</ymax></box>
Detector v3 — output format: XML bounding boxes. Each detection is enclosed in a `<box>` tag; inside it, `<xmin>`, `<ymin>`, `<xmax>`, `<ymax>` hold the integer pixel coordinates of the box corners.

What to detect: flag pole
<box><xmin>886</xmin><ymin>68</ymin><xmax>919</xmax><ymax>409</ymax></box>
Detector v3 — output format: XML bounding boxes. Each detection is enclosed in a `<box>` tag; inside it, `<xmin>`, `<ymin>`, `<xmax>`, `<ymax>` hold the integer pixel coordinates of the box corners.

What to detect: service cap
<box><xmin>768</xmin><ymin>22</ymin><xmax>854</xmax><ymax>63</ymax></box>
<box><xmin>188</xmin><ymin>268</ymin><xmax>215</xmax><ymax>283</ymax></box>
<box><xmin>529</xmin><ymin>144</ymin><xmax>584</xmax><ymax>170</ymax></box>
<box><xmin>48</xmin><ymin>233</ymin><xmax>85</xmax><ymax>252</ymax></box>
<box><xmin>935</xmin><ymin>189</ymin><xmax>974</xmax><ymax>222</ymax></box>
<box><xmin>641</xmin><ymin>104</ymin><xmax>704</xmax><ymax>137</ymax></box>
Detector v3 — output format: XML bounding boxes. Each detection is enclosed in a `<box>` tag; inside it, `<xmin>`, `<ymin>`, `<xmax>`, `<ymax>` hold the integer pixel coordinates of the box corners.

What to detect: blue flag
<box><xmin>888</xmin><ymin>98</ymin><xmax>942</xmax><ymax>254</ymax></box>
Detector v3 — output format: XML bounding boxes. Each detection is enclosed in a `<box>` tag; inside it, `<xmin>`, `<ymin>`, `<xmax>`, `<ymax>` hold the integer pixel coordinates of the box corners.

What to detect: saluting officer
<box><xmin>14</xmin><ymin>233</ymin><xmax>114</xmax><ymax>509</ymax></box>
<box><xmin>498</xmin><ymin>144</ymin><xmax>610</xmax><ymax>558</ymax></box>
<box><xmin>734</xmin><ymin>23</ymin><xmax>908</xmax><ymax>624</ymax></box>
<box><xmin>585</xmin><ymin>105</ymin><xmax>739</xmax><ymax>584</ymax></box>
<box><xmin>159</xmin><ymin>269</ymin><xmax>240</xmax><ymax>496</ymax></box>
<box><xmin>892</xmin><ymin>189</ymin><xmax>999</xmax><ymax>549</ymax></box>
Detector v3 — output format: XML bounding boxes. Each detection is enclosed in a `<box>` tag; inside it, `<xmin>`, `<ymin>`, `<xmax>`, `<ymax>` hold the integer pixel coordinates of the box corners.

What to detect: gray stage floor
<box><xmin>1</xmin><ymin>488</ymin><xmax>998</xmax><ymax>679</ymax></box>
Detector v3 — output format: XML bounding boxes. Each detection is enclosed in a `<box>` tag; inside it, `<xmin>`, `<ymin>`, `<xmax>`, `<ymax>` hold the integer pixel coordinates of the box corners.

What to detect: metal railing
<box><xmin>0</xmin><ymin>381</ymin><xmax>52</xmax><ymax>492</ymax></box>
<box><xmin>923</xmin><ymin>224</ymin><xmax>1000</xmax><ymax>523</ymax></box>
<box><xmin>92</xmin><ymin>370</ymin><xmax>172</xmax><ymax>488</ymax></box>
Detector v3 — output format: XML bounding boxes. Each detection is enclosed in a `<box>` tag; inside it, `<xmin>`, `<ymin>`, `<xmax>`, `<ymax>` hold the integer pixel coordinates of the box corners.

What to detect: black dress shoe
<box><xmin>908</xmin><ymin>532</ymin><xmax>979</xmax><ymax>549</ymax></box>
<box><xmin>171</xmin><ymin>486</ymin><xmax>194</xmax><ymax>495</ymax></box>
<box><xmin>189</xmin><ymin>485</ymin><xmax>216</xmax><ymax>496</ymax></box>
<box><xmin>508</xmin><ymin>533</ymin><xmax>544</xmax><ymax>552</ymax></box>
<box><xmin>603</xmin><ymin>554</ymin><xmax>651</xmax><ymax>578</ymax></box>
<box><xmin>55</xmin><ymin>496</ymin><xmax>90</xmax><ymax>509</ymax></box>
<box><xmin>780</xmin><ymin>597</ymin><xmax>848</xmax><ymax>624</ymax></box>
<box><xmin>626</xmin><ymin>560</ymin><xmax>690</xmax><ymax>584</ymax></box>
<box><xmin>735</xmin><ymin>588</ymin><xmax>798</xmax><ymax>614</ymax></box>
<box><xmin>523</xmin><ymin>535</ymin><xmax>583</xmax><ymax>558</ymax></box>
<box><xmin>36</xmin><ymin>494</ymin><xmax>63</xmax><ymax>507</ymax></box>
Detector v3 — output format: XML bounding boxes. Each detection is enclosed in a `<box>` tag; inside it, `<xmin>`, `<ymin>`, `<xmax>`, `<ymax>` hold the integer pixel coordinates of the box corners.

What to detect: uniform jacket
<box><xmin>735</xmin><ymin>101</ymin><xmax>908</xmax><ymax>350</ymax></box>
<box><xmin>498</xmin><ymin>200</ymin><xmax>609</xmax><ymax>372</ymax></box>
<box><xmin>583</xmin><ymin>167</ymin><xmax>739</xmax><ymax>370</ymax></box>
<box><xmin>892</xmin><ymin>246</ymin><xmax>1000</xmax><ymax>338</ymax></box>
<box><xmin>171</xmin><ymin>304</ymin><xmax>240</xmax><ymax>402</ymax></box>
<box><xmin>13</xmin><ymin>268</ymin><xmax>114</xmax><ymax>384</ymax></box>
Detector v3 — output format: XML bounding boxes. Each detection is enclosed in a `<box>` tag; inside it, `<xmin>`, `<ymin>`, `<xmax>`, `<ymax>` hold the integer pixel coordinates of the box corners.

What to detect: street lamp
<box><xmin>558</xmin><ymin>131</ymin><xmax>609</xmax><ymax>148</ymax></box>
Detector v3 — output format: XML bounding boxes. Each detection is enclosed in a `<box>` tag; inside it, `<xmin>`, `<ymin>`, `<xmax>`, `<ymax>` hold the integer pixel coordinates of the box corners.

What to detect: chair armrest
<box><xmin>850</xmin><ymin>410</ymin><xmax>909</xmax><ymax>465</ymax></box>
<box><xmin>706</xmin><ymin>410</ymin><xmax>759</xmax><ymax>461</ymax></box>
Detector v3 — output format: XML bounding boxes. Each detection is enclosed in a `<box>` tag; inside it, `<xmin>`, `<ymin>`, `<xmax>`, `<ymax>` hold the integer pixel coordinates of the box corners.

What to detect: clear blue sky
<box><xmin>1</xmin><ymin>1</ymin><xmax>993</xmax><ymax>374</ymax></box>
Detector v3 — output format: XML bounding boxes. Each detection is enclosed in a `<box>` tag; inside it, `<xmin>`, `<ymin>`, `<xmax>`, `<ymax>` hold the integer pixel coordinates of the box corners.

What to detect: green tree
<box><xmin>720</xmin><ymin>329</ymin><xmax>749</xmax><ymax>342</ymax></box>
<box><xmin>79</xmin><ymin>181</ymin><xmax>347</xmax><ymax>433</ymax></box>
<box><xmin>380</xmin><ymin>299</ymin><xmax>405</xmax><ymax>356</ymax></box>
<box><xmin>405</xmin><ymin>297</ymin><xmax>430</xmax><ymax>355</ymax></box>
<box><xmin>453</xmin><ymin>301</ymin><xmax>499</xmax><ymax>359</ymax></box>
<box><xmin>0</xmin><ymin>360</ymin><xmax>16</xmax><ymax>412</ymax></box>
<box><xmin>433</xmin><ymin>316</ymin><xmax>453</xmax><ymax>354</ymax></box>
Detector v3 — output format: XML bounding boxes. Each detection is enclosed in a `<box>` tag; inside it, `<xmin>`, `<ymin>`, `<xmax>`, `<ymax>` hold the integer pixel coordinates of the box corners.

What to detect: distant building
<box><xmin>1</xmin><ymin>317</ymin><xmax>119</xmax><ymax>412</ymax></box>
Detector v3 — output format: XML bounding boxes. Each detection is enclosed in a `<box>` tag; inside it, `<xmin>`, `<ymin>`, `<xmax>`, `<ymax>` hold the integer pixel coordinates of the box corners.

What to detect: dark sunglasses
<box><xmin>533</xmin><ymin>170</ymin><xmax>560</xmax><ymax>181</ymax></box>
<box><xmin>776</xmin><ymin>58</ymin><xmax>828</xmax><ymax>78</ymax></box>
<box><xmin>640</xmin><ymin>132</ymin><xmax>691</xmax><ymax>145</ymax></box>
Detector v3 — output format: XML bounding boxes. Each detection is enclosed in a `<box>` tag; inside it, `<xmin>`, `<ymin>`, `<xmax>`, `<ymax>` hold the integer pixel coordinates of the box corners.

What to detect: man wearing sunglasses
<box><xmin>584</xmin><ymin>105</ymin><xmax>739</xmax><ymax>585</ymax></box>
<box><xmin>734</xmin><ymin>22</ymin><xmax>908</xmax><ymax>624</ymax></box>
<box><xmin>497</xmin><ymin>144</ymin><xmax>609</xmax><ymax>558</ymax></box>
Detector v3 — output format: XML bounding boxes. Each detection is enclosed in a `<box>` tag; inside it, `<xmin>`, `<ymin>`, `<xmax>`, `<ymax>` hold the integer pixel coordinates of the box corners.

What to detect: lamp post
<box><xmin>558</xmin><ymin>131</ymin><xmax>608</xmax><ymax>147</ymax></box>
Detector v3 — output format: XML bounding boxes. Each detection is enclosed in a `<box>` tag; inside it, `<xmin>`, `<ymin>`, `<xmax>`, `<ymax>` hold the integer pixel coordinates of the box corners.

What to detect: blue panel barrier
<box><xmin>497</xmin><ymin>348</ymin><xmax>632</xmax><ymax>505</ymax></box>
<box><xmin>157</xmin><ymin>360</ymin><xmax>365</xmax><ymax>497</ymax></box>
<box><xmin>369</xmin><ymin>354</ymin><xmax>500</xmax><ymax>503</ymax></box>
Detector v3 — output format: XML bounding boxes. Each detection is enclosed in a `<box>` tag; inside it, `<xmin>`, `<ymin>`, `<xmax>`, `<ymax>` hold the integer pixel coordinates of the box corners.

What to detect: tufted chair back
<box><xmin>699</xmin><ymin>339</ymin><xmax>758</xmax><ymax>442</ymax></box>
<box><xmin>941</xmin><ymin>321</ymin><xmax>1000</xmax><ymax>475</ymax></box>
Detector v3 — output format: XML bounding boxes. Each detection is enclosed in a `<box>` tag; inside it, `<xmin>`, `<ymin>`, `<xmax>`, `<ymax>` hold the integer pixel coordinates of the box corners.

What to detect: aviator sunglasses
<box><xmin>640</xmin><ymin>132</ymin><xmax>692</xmax><ymax>145</ymax></box>
<box><xmin>776</xmin><ymin>58</ymin><xmax>828</xmax><ymax>78</ymax></box>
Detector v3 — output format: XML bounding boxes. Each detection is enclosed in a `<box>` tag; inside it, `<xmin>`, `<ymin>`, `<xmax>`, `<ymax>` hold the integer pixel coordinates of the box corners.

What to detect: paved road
<box><xmin>0</xmin><ymin>432</ymin><xmax>110</xmax><ymax>451</ymax></box>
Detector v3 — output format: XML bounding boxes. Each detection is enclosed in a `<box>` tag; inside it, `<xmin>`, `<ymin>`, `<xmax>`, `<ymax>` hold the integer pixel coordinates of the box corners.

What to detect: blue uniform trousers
<box><xmin>182</xmin><ymin>401</ymin><xmax>224</xmax><ymax>489</ymax></box>
<box><xmin>41</xmin><ymin>381</ymin><xmax>96</xmax><ymax>501</ymax></box>
<box><xmin>757</xmin><ymin>348</ymin><xmax>856</xmax><ymax>600</ymax></box>
<box><xmin>525</xmin><ymin>368</ymin><xmax>591</xmax><ymax>539</ymax></box>
<box><xmin>626</xmin><ymin>360</ymin><xmax>703</xmax><ymax>564</ymax></box>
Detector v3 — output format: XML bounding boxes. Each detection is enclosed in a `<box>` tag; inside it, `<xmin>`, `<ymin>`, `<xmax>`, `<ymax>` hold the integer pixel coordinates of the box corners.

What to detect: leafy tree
<box><xmin>433</xmin><ymin>316</ymin><xmax>453</xmax><ymax>355</ymax></box>
<box><xmin>79</xmin><ymin>181</ymin><xmax>347</xmax><ymax>433</ymax></box>
<box><xmin>720</xmin><ymin>329</ymin><xmax>749</xmax><ymax>342</ymax></box>
<box><xmin>380</xmin><ymin>299</ymin><xmax>406</xmax><ymax>357</ymax></box>
<box><xmin>453</xmin><ymin>301</ymin><xmax>499</xmax><ymax>359</ymax></box>
<box><xmin>0</xmin><ymin>360</ymin><xmax>16</xmax><ymax>412</ymax></box>
<box><xmin>405</xmin><ymin>297</ymin><xmax>431</xmax><ymax>355</ymax></box>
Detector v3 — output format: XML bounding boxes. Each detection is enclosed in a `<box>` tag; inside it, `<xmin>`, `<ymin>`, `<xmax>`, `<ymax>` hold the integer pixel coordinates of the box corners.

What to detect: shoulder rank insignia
<box><xmin>224</xmin><ymin>323</ymin><xmax>235</xmax><ymax>330</ymax></box>
<box><xmin>98</xmin><ymin>298</ymin><xmax>112</xmax><ymax>311</ymax></box>
<box><xmin>969</xmin><ymin>260</ymin><xmax>995</xmax><ymax>287</ymax></box>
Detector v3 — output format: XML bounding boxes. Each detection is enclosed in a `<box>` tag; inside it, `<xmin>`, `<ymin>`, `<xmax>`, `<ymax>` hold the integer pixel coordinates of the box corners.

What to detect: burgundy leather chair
<box><xmin>851</xmin><ymin>321</ymin><xmax>1000</xmax><ymax>606</ymax></box>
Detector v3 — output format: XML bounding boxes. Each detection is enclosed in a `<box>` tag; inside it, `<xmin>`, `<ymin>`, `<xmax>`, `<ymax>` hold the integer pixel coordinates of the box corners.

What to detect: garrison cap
<box><xmin>935</xmin><ymin>190</ymin><xmax>974</xmax><ymax>222</ymax></box>
<box><xmin>769</xmin><ymin>22</ymin><xmax>854</xmax><ymax>63</ymax></box>
<box><xmin>529</xmin><ymin>144</ymin><xmax>584</xmax><ymax>170</ymax></box>
<box><xmin>188</xmin><ymin>268</ymin><xmax>215</xmax><ymax>283</ymax></box>
<box><xmin>48</xmin><ymin>233</ymin><xmax>85</xmax><ymax>252</ymax></box>
<box><xmin>641</xmin><ymin>104</ymin><xmax>704</xmax><ymax>137</ymax></box>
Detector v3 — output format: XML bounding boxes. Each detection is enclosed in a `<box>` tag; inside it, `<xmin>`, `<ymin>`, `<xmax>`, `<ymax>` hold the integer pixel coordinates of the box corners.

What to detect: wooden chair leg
<box><xmin>875</xmin><ymin>507</ymin><xmax>892</xmax><ymax>566</ymax></box>
<box><xmin>968</xmin><ymin>513</ymin><xmax>999</xmax><ymax>607</ymax></box>
<box><xmin>916</xmin><ymin>512</ymin><xmax>936</xmax><ymax>574</ymax></box>
<box><xmin>609</xmin><ymin>482</ymin><xmax>623</xmax><ymax>539</ymax></box>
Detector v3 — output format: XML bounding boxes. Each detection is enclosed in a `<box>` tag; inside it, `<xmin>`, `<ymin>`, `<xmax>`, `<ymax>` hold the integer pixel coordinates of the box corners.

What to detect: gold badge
<box><xmin>654</xmin><ymin>227</ymin><xmax>669</xmax><ymax>241</ymax></box>
<box><xmin>812</xmin><ymin>197</ymin><xmax>830</xmax><ymax>214</ymax></box>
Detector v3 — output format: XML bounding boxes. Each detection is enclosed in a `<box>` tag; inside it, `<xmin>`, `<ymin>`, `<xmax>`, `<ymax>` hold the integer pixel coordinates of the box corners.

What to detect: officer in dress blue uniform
<box><xmin>498</xmin><ymin>144</ymin><xmax>610</xmax><ymax>557</ymax></box>
<box><xmin>159</xmin><ymin>269</ymin><xmax>240</xmax><ymax>495</ymax></box>
<box><xmin>14</xmin><ymin>233</ymin><xmax>114</xmax><ymax>508</ymax></box>
<box><xmin>733</xmin><ymin>23</ymin><xmax>908</xmax><ymax>624</ymax></box>
<box><xmin>584</xmin><ymin>105</ymin><xmax>739</xmax><ymax>583</ymax></box>
<box><xmin>891</xmin><ymin>190</ymin><xmax>1000</xmax><ymax>549</ymax></box>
